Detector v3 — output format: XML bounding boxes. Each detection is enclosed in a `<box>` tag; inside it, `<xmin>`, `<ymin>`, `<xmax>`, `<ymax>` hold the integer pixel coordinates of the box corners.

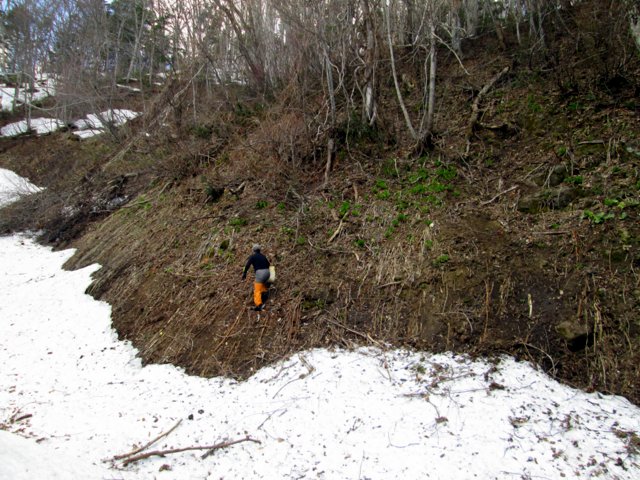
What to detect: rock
<box><xmin>531</xmin><ymin>164</ymin><xmax>568</xmax><ymax>187</ymax></box>
<box><xmin>556</xmin><ymin>320</ymin><xmax>589</xmax><ymax>342</ymax></box>
<box><xmin>517</xmin><ymin>187</ymin><xmax>580</xmax><ymax>213</ymax></box>
<box><xmin>549</xmin><ymin>164</ymin><xmax>568</xmax><ymax>187</ymax></box>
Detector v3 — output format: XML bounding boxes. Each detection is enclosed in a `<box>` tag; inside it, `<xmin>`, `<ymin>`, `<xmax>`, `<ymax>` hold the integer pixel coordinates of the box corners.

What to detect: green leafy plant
<box><xmin>428</xmin><ymin>181</ymin><xmax>448</xmax><ymax>193</ymax></box>
<box><xmin>436</xmin><ymin>165</ymin><xmax>457</xmax><ymax>181</ymax></box>
<box><xmin>377</xmin><ymin>190</ymin><xmax>391</xmax><ymax>200</ymax></box>
<box><xmin>582</xmin><ymin>210</ymin><xmax>614</xmax><ymax>224</ymax></box>
<box><xmin>565</xmin><ymin>176</ymin><xmax>583</xmax><ymax>185</ymax></box>
<box><xmin>410</xmin><ymin>184</ymin><xmax>427</xmax><ymax>195</ymax></box>
<box><xmin>255</xmin><ymin>200</ymin><xmax>268</xmax><ymax>209</ymax></box>
<box><xmin>354</xmin><ymin>238</ymin><xmax>366</xmax><ymax>248</ymax></box>
<box><xmin>434</xmin><ymin>254</ymin><xmax>450</xmax><ymax>265</ymax></box>
<box><xmin>338</xmin><ymin>200</ymin><xmax>351</xmax><ymax>217</ymax></box>
<box><xmin>229</xmin><ymin>217</ymin><xmax>247</xmax><ymax>227</ymax></box>
<box><xmin>408</xmin><ymin>168</ymin><xmax>429</xmax><ymax>183</ymax></box>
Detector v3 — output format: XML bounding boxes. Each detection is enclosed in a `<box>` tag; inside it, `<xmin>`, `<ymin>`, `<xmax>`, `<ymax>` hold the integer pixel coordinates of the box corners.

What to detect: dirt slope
<box><xmin>1</xmin><ymin>32</ymin><xmax>639</xmax><ymax>403</ymax></box>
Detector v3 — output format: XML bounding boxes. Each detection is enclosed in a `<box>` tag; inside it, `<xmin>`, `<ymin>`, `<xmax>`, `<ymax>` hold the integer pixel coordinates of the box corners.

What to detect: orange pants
<box><xmin>254</xmin><ymin>282</ymin><xmax>268</xmax><ymax>307</ymax></box>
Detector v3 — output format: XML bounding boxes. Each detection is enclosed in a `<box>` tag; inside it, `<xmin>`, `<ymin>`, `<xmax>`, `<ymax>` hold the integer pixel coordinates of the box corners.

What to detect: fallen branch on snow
<box><xmin>121</xmin><ymin>436</ymin><xmax>261</xmax><ymax>466</ymax></box>
<box><xmin>112</xmin><ymin>419</ymin><xmax>182</xmax><ymax>462</ymax></box>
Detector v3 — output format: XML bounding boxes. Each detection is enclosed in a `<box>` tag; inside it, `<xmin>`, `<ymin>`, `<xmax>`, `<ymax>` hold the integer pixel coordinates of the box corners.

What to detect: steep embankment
<box><xmin>2</xmin><ymin>45</ymin><xmax>639</xmax><ymax>402</ymax></box>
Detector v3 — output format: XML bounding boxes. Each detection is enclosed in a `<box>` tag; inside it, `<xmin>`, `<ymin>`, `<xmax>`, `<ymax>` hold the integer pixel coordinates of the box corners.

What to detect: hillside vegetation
<box><xmin>1</xmin><ymin>1</ymin><xmax>639</xmax><ymax>404</ymax></box>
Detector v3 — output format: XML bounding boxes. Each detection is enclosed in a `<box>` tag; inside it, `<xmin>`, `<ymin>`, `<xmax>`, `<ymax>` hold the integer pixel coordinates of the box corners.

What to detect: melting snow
<box><xmin>72</xmin><ymin>109</ymin><xmax>140</xmax><ymax>138</ymax></box>
<box><xmin>0</xmin><ymin>118</ymin><xmax>66</xmax><ymax>137</ymax></box>
<box><xmin>0</xmin><ymin>76</ymin><xmax>56</xmax><ymax>112</ymax></box>
<box><xmin>0</xmin><ymin>168</ymin><xmax>42</xmax><ymax>205</ymax></box>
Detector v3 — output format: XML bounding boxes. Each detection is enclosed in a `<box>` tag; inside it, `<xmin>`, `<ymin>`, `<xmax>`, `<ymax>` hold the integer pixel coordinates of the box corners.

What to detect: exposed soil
<box><xmin>1</xmin><ymin>24</ymin><xmax>639</xmax><ymax>403</ymax></box>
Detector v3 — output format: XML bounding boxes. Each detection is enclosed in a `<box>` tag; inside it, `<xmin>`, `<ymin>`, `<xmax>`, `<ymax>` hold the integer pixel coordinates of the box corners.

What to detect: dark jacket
<box><xmin>242</xmin><ymin>252</ymin><xmax>270</xmax><ymax>279</ymax></box>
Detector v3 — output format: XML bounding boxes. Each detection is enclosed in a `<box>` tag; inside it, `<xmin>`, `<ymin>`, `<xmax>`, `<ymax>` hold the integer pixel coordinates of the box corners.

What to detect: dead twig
<box><xmin>112</xmin><ymin>419</ymin><xmax>183</xmax><ymax>461</ymax></box>
<box><xmin>121</xmin><ymin>436</ymin><xmax>260</xmax><ymax>466</ymax></box>
<box><xmin>328</xmin><ymin>211</ymin><xmax>349</xmax><ymax>243</ymax></box>
<box><xmin>479</xmin><ymin>185</ymin><xmax>518</xmax><ymax>206</ymax></box>
<box><xmin>201</xmin><ymin>436</ymin><xmax>261</xmax><ymax>460</ymax></box>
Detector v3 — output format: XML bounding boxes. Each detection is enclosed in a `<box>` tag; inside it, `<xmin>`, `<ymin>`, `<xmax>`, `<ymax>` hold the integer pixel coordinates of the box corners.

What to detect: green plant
<box><xmin>428</xmin><ymin>181</ymin><xmax>448</xmax><ymax>193</ymax></box>
<box><xmin>604</xmin><ymin>198</ymin><xmax>619</xmax><ymax>207</ymax></box>
<box><xmin>582</xmin><ymin>210</ymin><xmax>614</xmax><ymax>224</ymax></box>
<box><xmin>255</xmin><ymin>200</ymin><xmax>268</xmax><ymax>209</ymax></box>
<box><xmin>354</xmin><ymin>238</ymin><xmax>366</xmax><ymax>248</ymax></box>
<box><xmin>375</xmin><ymin>179</ymin><xmax>388</xmax><ymax>190</ymax></box>
<box><xmin>377</xmin><ymin>190</ymin><xmax>391</xmax><ymax>200</ymax></box>
<box><xmin>408</xmin><ymin>168</ymin><xmax>429</xmax><ymax>183</ymax></box>
<box><xmin>527</xmin><ymin>94</ymin><xmax>542</xmax><ymax>113</ymax></box>
<box><xmin>410</xmin><ymin>184</ymin><xmax>427</xmax><ymax>195</ymax></box>
<box><xmin>229</xmin><ymin>217</ymin><xmax>247</xmax><ymax>227</ymax></box>
<box><xmin>338</xmin><ymin>200</ymin><xmax>351</xmax><ymax>217</ymax></box>
<box><xmin>565</xmin><ymin>176</ymin><xmax>583</xmax><ymax>185</ymax></box>
<box><xmin>282</xmin><ymin>226</ymin><xmax>295</xmax><ymax>236</ymax></box>
<box><xmin>296</xmin><ymin>236</ymin><xmax>306</xmax><ymax>245</ymax></box>
<box><xmin>424</xmin><ymin>195</ymin><xmax>442</xmax><ymax>205</ymax></box>
<box><xmin>556</xmin><ymin>146</ymin><xmax>568</xmax><ymax>156</ymax></box>
<box><xmin>391</xmin><ymin>213</ymin><xmax>408</xmax><ymax>227</ymax></box>
<box><xmin>382</xmin><ymin>158</ymin><xmax>399</xmax><ymax>177</ymax></box>
<box><xmin>424</xmin><ymin>239</ymin><xmax>434</xmax><ymax>250</ymax></box>
<box><xmin>436</xmin><ymin>165</ymin><xmax>457</xmax><ymax>181</ymax></box>
<box><xmin>277</xmin><ymin>202</ymin><xmax>286</xmax><ymax>211</ymax></box>
<box><xmin>434</xmin><ymin>254</ymin><xmax>450</xmax><ymax>265</ymax></box>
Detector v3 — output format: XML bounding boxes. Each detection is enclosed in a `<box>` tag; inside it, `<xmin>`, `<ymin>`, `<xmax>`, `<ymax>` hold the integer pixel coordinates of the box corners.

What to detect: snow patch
<box><xmin>0</xmin><ymin>75</ymin><xmax>56</xmax><ymax>112</ymax></box>
<box><xmin>72</xmin><ymin>109</ymin><xmax>140</xmax><ymax>139</ymax></box>
<box><xmin>0</xmin><ymin>117</ymin><xmax>66</xmax><ymax>137</ymax></box>
<box><xmin>0</xmin><ymin>168</ymin><xmax>42</xmax><ymax>206</ymax></box>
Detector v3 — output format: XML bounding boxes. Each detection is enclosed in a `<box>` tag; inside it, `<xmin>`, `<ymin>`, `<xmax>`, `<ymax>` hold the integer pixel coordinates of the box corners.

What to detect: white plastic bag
<box><xmin>268</xmin><ymin>266</ymin><xmax>276</xmax><ymax>282</ymax></box>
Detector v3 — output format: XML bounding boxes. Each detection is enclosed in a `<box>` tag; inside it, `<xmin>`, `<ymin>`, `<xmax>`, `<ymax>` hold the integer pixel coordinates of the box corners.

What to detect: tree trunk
<box><xmin>385</xmin><ymin>0</ymin><xmax>417</xmax><ymax>141</ymax></box>
<box><xmin>424</xmin><ymin>21</ymin><xmax>437</xmax><ymax>139</ymax></box>
<box><xmin>362</xmin><ymin>0</ymin><xmax>378</xmax><ymax>126</ymax></box>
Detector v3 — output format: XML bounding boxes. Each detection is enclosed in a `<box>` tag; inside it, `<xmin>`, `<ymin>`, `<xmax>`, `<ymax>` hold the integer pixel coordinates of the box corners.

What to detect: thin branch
<box><xmin>112</xmin><ymin>419</ymin><xmax>183</xmax><ymax>461</ymax></box>
<box><xmin>121</xmin><ymin>436</ymin><xmax>261</xmax><ymax>466</ymax></box>
<box><xmin>479</xmin><ymin>185</ymin><xmax>518</xmax><ymax>206</ymax></box>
